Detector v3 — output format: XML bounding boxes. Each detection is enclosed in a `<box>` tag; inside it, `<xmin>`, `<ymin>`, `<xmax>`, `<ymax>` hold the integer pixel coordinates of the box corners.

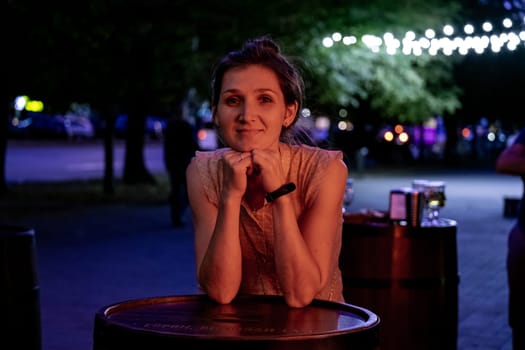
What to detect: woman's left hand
<box><xmin>249</xmin><ymin>149</ymin><xmax>287</xmax><ymax>193</ymax></box>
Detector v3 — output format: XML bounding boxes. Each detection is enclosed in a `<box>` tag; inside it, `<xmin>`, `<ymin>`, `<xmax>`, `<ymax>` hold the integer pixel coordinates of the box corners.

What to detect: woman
<box><xmin>186</xmin><ymin>36</ymin><xmax>348</xmax><ymax>308</ymax></box>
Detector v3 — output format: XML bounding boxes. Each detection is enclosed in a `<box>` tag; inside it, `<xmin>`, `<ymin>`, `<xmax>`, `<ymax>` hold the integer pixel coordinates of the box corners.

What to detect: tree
<box><xmin>298</xmin><ymin>0</ymin><xmax>463</xmax><ymax>121</ymax></box>
<box><xmin>0</xmin><ymin>98</ymin><xmax>7</xmax><ymax>195</ymax></box>
<box><xmin>7</xmin><ymin>0</ymin><xmax>202</xmax><ymax>190</ymax></box>
<box><xmin>5</xmin><ymin>0</ymin><xmax>473</xmax><ymax>194</ymax></box>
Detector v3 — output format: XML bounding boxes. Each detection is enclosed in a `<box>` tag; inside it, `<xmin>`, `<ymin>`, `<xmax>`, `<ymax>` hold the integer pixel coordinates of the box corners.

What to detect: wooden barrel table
<box><xmin>1</xmin><ymin>225</ymin><xmax>41</xmax><ymax>350</ymax></box>
<box><xmin>340</xmin><ymin>212</ymin><xmax>459</xmax><ymax>350</ymax></box>
<box><xmin>93</xmin><ymin>294</ymin><xmax>380</xmax><ymax>350</ymax></box>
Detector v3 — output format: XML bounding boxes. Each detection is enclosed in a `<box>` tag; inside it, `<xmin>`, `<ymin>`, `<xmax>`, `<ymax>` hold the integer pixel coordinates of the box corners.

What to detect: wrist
<box><xmin>220</xmin><ymin>190</ymin><xmax>244</xmax><ymax>204</ymax></box>
<box><xmin>265</xmin><ymin>182</ymin><xmax>296</xmax><ymax>203</ymax></box>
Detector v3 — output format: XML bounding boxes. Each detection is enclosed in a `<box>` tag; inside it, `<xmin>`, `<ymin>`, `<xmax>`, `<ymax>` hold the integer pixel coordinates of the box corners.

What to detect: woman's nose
<box><xmin>239</xmin><ymin>101</ymin><xmax>257</xmax><ymax>121</ymax></box>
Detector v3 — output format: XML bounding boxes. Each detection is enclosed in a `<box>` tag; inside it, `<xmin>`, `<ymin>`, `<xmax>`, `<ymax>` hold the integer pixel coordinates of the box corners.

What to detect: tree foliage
<box><xmin>299</xmin><ymin>0</ymin><xmax>464</xmax><ymax>122</ymax></box>
<box><xmin>8</xmin><ymin>0</ymin><xmax>466</xmax><ymax>121</ymax></box>
<box><xmin>5</xmin><ymin>0</ymin><xmax>471</xmax><ymax>192</ymax></box>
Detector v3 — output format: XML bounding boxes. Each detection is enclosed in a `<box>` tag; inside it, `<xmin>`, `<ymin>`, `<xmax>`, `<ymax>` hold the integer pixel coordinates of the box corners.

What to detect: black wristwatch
<box><xmin>265</xmin><ymin>182</ymin><xmax>296</xmax><ymax>202</ymax></box>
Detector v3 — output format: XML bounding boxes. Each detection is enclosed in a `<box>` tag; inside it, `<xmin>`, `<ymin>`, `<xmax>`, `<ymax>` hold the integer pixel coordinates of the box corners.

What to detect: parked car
<box><xmin>114</xmin><ymin>114</ymin><xmax>167</xmax><ymax>139</ymax></box>
<box><xmin>63</xmin><ymin>114</ymin><xmax>95</xmax><ymax>139</ymax></box>
<box><xmin>8</xmin><ymin>112</ymin><xmax>96</xmax><ymax>140</ymax></box>
<box><xmin>8</xmin><ymin>114</ymin><xmax>32</xmax><ymax>139</ymax></box>
<box><xmin>9</xmin><ymin>112</ymin><xmax>68</xmax><ymax>139</ymax></box>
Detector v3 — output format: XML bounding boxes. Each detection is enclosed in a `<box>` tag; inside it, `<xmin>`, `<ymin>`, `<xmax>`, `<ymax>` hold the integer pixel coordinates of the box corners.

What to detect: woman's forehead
<box><xmin>222</xmin><ymin>65</ymin><xmax>281</xmax><ymax>92</ymax></box>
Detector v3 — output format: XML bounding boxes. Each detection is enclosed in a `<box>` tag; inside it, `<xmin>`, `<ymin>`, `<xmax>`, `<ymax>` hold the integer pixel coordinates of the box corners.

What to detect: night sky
<box><xmin>454</xmin><ymin>0</ymin><xmax>525</xmax><ymax>127</ymax></box>
<box><xmin>454</xmin><ymin>46</ymin><xmax>524</xmax><ymax>126</ymax></box>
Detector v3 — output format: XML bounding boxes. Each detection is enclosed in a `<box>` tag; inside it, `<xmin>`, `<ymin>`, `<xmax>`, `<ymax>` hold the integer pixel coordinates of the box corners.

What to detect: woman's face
<box><xmin>213</xmin><ymin>64</ymin><xmax>297</xmax><ymax>152</ymax></box>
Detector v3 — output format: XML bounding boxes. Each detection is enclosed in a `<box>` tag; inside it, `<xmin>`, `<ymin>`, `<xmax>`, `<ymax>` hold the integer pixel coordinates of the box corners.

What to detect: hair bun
<box><xmin>247</xmin><ymin>35</ymin><xmax>280</xmax><ymax>55</ymax></box>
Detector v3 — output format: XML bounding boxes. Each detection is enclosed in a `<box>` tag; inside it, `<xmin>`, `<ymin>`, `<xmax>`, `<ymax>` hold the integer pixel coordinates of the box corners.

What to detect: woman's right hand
<box><xmin>221</xmin><ymin>149</ymin><xmax>252</xmax><ymax>199</ymax></box>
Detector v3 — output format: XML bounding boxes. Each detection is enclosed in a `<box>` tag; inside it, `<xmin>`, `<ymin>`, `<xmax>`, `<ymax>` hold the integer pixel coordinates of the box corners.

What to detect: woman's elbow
<box><xmin>206</xmin><ymin>288</ymin><xmax>237</xmax><ymax>305</ymax></box>
<box><xmin>283</xmin><ymin>289</ymin><xmax>316</xmax><ymax>308</ymax></box>
<box><xmin>198</xmin><ymin>270</ymin><xmax>241</xmax><ymax>305</ymax></box>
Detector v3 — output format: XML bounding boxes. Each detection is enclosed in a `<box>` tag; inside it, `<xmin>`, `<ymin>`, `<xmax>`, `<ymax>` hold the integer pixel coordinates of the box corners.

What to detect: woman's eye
<box><xmin>225</xmin><ymin>96</ymin><xmax>240</xmax><ymax>105</ymax></box>
<box><xmin>260</xmin><ymin>95</ymin><xmax>273</xmax><ymax>103</ymax></box>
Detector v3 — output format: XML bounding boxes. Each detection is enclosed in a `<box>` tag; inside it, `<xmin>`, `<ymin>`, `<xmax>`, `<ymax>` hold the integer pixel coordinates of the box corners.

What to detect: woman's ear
<box><xmin>283</xmin><ymin>101</ymin><xmax>298</xmax><ymax>127</ymax></box>
<box><xmin>212</xmin><ymin>107</ymin><xmax>219</xmax><ymax>127</ymax></box>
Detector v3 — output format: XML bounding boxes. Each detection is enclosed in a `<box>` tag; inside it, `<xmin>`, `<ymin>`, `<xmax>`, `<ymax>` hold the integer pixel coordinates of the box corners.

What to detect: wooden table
<box><xmin>93</xmin><ymin>294</ymin><xmax>380</xmax><ymax>350</ymax></box>
<box><xmin>341</xmin><ymin>212</ymin><xmax>458</xmax><ymax>350</ymax></box>
<box><xmin>1</xmin><ymin>225</ymin><xmax>41</xmax><ymax>350</ymax></box>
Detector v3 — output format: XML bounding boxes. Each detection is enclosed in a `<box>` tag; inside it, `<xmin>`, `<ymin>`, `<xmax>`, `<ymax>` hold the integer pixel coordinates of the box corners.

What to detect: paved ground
<box><xmin>2</xmin><ymin>166</ymin><xmax>521</xmax><ymax>350</ymax></box>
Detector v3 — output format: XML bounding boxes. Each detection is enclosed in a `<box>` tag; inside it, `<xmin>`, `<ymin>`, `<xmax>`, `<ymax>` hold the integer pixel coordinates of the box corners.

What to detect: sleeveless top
<box><xmin>193</xmin><ymin>143</ymin><xmax>345</xmax><ymax>302</ymax></box>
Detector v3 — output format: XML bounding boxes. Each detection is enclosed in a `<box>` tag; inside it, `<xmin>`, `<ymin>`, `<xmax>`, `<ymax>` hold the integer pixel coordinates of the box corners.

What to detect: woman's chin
<box><xmin>229</xmin><ymin>143</ymin><xmax>255</xmax><ymax>152</ymax></box>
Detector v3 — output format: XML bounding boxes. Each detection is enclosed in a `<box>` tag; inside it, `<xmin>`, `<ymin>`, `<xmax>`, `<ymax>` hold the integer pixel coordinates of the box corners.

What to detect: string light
<box><xmin>322</xmin><ymin>17</ymin><xmax>525</xmax><ymax>56</ymax></box>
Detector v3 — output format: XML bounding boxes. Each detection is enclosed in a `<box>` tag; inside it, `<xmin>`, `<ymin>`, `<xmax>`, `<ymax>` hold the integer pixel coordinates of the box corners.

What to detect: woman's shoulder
<box><xmin>190</xmin><ymin>148</ymin><xmax>229</xmax><ymax>177</ymax></box>
<box><xmin>286</xmin><ymin>144</ymin><xmax>346</xmax><ymax>184</ymax></box>
<box><xmin>288</xmin><ymin>144</ymin><xmax>343</xmax><ymax>161</ymax></box>
<box><xmin>195</xmin><ymin>148</ymin><xmax>229</xmax><ymax>159</ymax></box>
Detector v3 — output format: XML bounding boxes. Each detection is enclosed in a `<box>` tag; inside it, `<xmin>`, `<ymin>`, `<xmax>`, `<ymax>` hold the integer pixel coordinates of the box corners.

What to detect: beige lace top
<box><xmin>193</xmin><ymin>143</ymin><xmax>345</xmax><ymax>302</ymax></box>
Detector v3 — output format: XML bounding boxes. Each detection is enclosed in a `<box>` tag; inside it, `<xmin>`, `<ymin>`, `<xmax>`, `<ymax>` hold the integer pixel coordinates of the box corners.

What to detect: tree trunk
<box><xmin>0</xmin><ymin>108</ymin><xmax>8</xmax><ymax>196</ymax></box>
<box><xmin>103</xmin><ymin>109</ymin><xmax>116</xmax><ymax>195</ymax></box>
<box><xmin>121</xmin><ymin>35</ymin><xmax>157</xmax><ymax>186</ymax></box>
<box><xmin>122</xmin><ymin>103</ymin><xmax>156</xmax><ymax>185</ymax></box>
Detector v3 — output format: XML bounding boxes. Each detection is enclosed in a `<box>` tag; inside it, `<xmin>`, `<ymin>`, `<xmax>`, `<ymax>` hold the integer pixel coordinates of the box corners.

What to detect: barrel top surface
<box><xmin>95</xmin><ymin>294</ymin><xmax>379</xmax><ymax>340</ymax></box>
<box><xmin>343</xmin><ymin>212</ymin><xmax>457</xmax><ymax>233</ymax></box>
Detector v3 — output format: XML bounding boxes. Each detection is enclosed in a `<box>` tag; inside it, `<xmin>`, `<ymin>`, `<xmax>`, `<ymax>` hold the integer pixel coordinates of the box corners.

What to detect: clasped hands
<box><xmin>222</xmin><ymin>149</ymin><xmax>286</xmax><ymax>196</ymax></box>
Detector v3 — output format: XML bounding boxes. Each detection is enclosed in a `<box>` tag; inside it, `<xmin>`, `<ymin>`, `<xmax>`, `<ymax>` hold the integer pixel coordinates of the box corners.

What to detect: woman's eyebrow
<box><xmin>222</xmin><ymin>88</ymin><xmax>279</xmax><ymax>95</ymax></box>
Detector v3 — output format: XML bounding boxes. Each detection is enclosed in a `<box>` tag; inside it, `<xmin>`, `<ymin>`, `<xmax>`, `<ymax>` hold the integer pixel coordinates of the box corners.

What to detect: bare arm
<box><xmin>186</xmin><ymin>159</ymin><xmax>243</xmax><ymax>304</ymax></box>
<box><xmin>271</xmin><ymin>158</ymin><xmax>347</xmax><ymax>307</ymax></box>
<box><xmin>496</xmin><ymin>142</ymin><xmax>525</xmax><ymax>176</ymax></box>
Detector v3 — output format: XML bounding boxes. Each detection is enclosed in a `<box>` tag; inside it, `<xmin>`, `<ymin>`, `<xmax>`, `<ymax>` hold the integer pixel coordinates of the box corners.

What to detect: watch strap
<box><xmin>265</xmin><ymin>182</ymin><xmax>296</xmax><ymax>202</ymax></box>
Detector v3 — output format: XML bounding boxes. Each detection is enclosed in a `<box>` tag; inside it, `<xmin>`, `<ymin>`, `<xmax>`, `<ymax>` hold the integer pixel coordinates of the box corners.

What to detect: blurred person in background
<box><xmin>163</xmin><ymin>105</ymin><xmax>199</xmax><ymax>227</ymax></box>
<box><xmin>186</xmin><ymin>36</ymin><xmax>348</xmax><ymax>308</ymax></box>
<box><xmin>496</xmin><ymin>127</ymin><xmax>525</xmax><ymax>350</ymax></box>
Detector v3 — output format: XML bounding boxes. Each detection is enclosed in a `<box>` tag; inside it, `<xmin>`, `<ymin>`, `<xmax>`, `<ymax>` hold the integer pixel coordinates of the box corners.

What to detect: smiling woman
<box><xmin>186</xmin><ymin>36</ymin><xmax>349</xmax><ymax>308</ymax></box>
